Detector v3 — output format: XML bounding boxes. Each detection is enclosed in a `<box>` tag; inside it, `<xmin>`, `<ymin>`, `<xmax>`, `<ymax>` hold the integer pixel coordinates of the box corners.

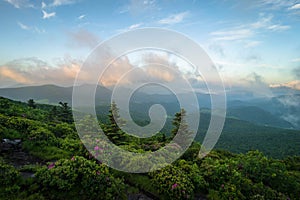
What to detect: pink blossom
<box><xmin>94</xmin><ymin>146</ymin><xmax>99</xmax><ymax>151</ymax></box>
<box><xmin>96</xmin><ymin>171</ymin><xmax>100</xmax><ymax>175</ymax></box>
<box><xmin>171</xmin><ymin>183</ymin><xmax>178</xmax><ymax>190</ymax></box>
<box><xmin>48</xmin><ymin>162</ymin><xmax>55</xmax><ymax>169</ymax></box>
<box><xmin>71</xmin><ymin>156</ymin><xmax>75</xmax><ymax>161</ymax></box>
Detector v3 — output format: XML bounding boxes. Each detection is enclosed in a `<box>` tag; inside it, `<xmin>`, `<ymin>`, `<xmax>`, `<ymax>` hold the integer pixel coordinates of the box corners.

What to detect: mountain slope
<box><xmin>227</xmin><ymin>106</ymin><xmax>294</xmax><ymax>129</ymax></box>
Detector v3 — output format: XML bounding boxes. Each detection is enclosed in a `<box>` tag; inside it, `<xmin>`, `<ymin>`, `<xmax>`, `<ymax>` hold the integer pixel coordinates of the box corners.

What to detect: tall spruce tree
<box><xmin>58</xmin><ymin>102</ymin><xmax>73</xmax><ymax>123</ymax></box>
<box><xmin>170</xmin><ymin>109</ymin><xmax>190</xmax><ymax>141</ymax></box>
<box><xmin>104</xmin><ymin>101</ymin><xmax>126</xmax><ymax>145</ymax></box>
<box><xmin>27</xmin><ymin>99</ymin><xmax>36</xmax><ymax>109</ymax></box>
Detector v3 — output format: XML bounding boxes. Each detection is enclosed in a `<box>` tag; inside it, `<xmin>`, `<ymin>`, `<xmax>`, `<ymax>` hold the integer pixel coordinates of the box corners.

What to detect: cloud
<box><xmin>42</xmin><ymin>10</ymin><xmax>56</xmax><ymax>19</ymax></box>
<box><xmin>293</xmin><ymin>67</ymin><xmax>300</xmax><ymax>78</ymax></box>
<box><xmin>211</xmin><ymin>14</ymin><xmax>290</xmax><ymax>41</ymax></box>
<box><xmin>270</xmin><ymin>80</ymin><xmax>300</xmax><ymax>90</ymax></box>
<box><xmin>250</xmin><ymin>14</ymin><xmax>273</xmax><ymax>28</ymax></box>
<box><xmin>17</xmin><ymin>21</ymin><xmax>45</xmax><ymax>33</ymax></box>
<box><xmin>267</xmin><ymin>24</ymin><xmax>290</xmax><ymax>31</ymax></box>
<box><xmin>119</xmin><ymin>0</ymin><xmax>157</xmax><ymax>15</ymax></box>
<box><xmin>208</xmin><ymin>43</ymin><xmax>225</xmax><ymax>57</ymax></box>
<box><xmin>4</xmin><ymin>0</ymin><xmax>33</xmax><ymax>8</ymax></box>
<box><xmin>51</xmin><ymin>0</ymin><xmax>77</xmax><ymax>7</ymax></box>
<box><xmin>288</xmin><ymin>3</ymin><xmax>300</xmax><ymax>10</ymax></box>
<box><xmin>66</xmin><ymin>29</ymin><xmax>100</xmax><ymax>49</ymax></box>
<box><xmin>118</xmin><ymin>23</ymin><xmax>143</xmax><ymax>32</ymax></box>
<box><xmin>41</xmin><ymin>1</ymin><xmax>46</xmax><ymax>8</ymax></box>
<box><xmin>277</xmin><ymin>94</ymin><xmax>300</xmax><ymax>128</ymax></box>
<box><xmin>99</xmin><ymin>52</ymin><xmax>182</xmax><ymax>87</ymax></box>
<box><xmin>78</xmin><ymin>14</ymin><xmax>85</xmax><ymax>20</ymax></box>
<box><xmin>158</xmin><ymin>11</ymin><xmax>189</xmax><ymax>25</ymax></box>
<box><xmin>0</xmin><ymin>66</ymin><xmax>33</xmax><ymax>84</ymax></box>
<box><xmin>0</xmin><ymin>51</ymin><xmax>192</xmax><ymax>89</ymax></box>
<box><xmin>244</xmin><ymin>41</ymin><xmax>262</xmax><ymax>48</ymax></box>
<box><xmin>238</xmin><ymin>72</ymin><xmax>273</xmax><ymax>97</ymax></box>
<box><xmin>0</xmin><ymin>57</ymin><xmax>83</xmax><ymax>87</ymax></box>
<box><xmin>17</xmin><ymin>22</ymin><xmax>30</xmax><ymax>30</ymax></box>
<box><xmin>211</xmin><ymin>29</ymin><xmax>253</xmax><ymax>41</ymax></box>
<box><xmin>254</xmin><ymin>0</ymin><xmax>298</xmax><ymax>10</ymax></box>
<box><xmin>128</xmin><ymin>23</ymin><xmax>142</xmax><ymax>29</ymax></box>
<box><xmin>291</xmin><ymin>58</ymin><xmax>300</xmax><ymax>62</ymax></box>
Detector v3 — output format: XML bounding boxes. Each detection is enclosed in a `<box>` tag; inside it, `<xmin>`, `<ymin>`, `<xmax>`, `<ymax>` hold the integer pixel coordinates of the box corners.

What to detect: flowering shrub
<box><xmin>0</xmin><ymin>158</ymin><xmax>21</xmax><ymax>197</ymax></box>
<box><xmin>150</xmin><ymin>165</ymin><xmax>194</xmax><ymax>199</ymax></box>
<box><xmin>35</xmin><ymin>156</ymin><xmax>126</xmax><ymax>200</ymax></box>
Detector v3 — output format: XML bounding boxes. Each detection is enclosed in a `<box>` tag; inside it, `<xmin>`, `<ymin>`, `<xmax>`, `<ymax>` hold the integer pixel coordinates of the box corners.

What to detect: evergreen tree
<box><xmin>170</xmin><ymin>109</ymin><xmax>191</xmax><ymax>143</ymax></box>
<box><xmin>103</xmin><ymin>101</ymin><xmax>126</xmax><ymax>145</ymax></box>
<box><xmin>27</xmin><ymin>99</ymin><xmax>36</xmax><ymax>109</ymax></box>
<box><xmin>48</xmin><ymin>106</ymin><xmax>58</xmax><ymax>122</ymax></box>
<box><xmin>58</xmin><ymin>102</ymin><xmax>73</xmax><ymax>123</ymax></box>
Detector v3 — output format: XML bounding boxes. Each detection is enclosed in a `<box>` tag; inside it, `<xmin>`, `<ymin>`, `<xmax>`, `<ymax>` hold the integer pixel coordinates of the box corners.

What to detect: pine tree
<box><xmin>58</xmin><ymin>102</ymin><xmax>73</xmax><ymax>123</ymax></box>
<box><xmin>48</xmin><ymin>106</ymin><xmax>58</xmax><ymax>122</ymax></box>
<box><xmin>104</xmin><ymin>101</ymin><xmax>126</xmax><ymax>145</ymax></box>
<box><xmin>170</xmin><ymin>109</ymin><xmax>190</xmax><ymax>142</ymax></box>
<box><xmin>27</xmin><ymin>99</ymin><xmax>36</xmax><ymax>109</ymax></box>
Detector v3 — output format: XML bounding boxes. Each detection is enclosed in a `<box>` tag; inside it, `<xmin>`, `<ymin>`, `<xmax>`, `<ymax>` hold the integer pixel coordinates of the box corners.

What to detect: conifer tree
<box><xmin>104</xmin><ymin>101</ymin><xmax>126</xmax><ymax>145</ymax></box>
<box><xmin>27</xmin><ymin>99</ymin><xmax>36</xmax><ymax>109</ymax></box>
<box><xmin>170</xmin><ymin>109</ymin><xmax>192</xmax><ymax>145</ymax></box>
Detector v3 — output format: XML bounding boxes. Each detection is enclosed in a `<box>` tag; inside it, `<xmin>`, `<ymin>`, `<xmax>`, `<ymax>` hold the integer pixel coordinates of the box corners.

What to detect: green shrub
<box><xmin>35</xmin><ymin>156</ymin><xmax>126</xmax><ymax>200</ymax></box>
<box><xmin>150</xmin><ymin>165</ymin><xmax>194</xmax><ymax>199</ymax></box>
<box><xmin>0</xmin><ymin>158</ymin><xmax>21</xmax><ymax>197</ymax></box>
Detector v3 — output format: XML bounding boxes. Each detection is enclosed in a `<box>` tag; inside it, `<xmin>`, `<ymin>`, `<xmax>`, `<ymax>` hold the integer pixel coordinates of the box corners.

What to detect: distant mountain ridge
<box><xmin>0</xmin><ymin>84</ymin><xmax>299</xmax><ymax>130</ymax></box>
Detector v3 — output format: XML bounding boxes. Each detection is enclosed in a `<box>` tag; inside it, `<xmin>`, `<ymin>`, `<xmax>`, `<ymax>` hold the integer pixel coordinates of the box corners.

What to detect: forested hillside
<box><xmin>1</xmin><ymin>96</ymin><xmax>300</xmax><ymax>199</ymax></box>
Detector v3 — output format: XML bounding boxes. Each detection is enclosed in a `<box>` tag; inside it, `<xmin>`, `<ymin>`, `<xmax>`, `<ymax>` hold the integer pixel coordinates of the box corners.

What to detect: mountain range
<box><xmin>0</xmin><ymin>84</ymin><xmax>299</xmax><ymax>130</ymax></box>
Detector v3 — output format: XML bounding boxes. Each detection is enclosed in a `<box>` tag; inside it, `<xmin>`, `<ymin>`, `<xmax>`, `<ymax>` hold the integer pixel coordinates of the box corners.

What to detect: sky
<box><xmin>1</xmin><ymin>0</ymin><xmax>300</xmax><ymax>91</ymax></box>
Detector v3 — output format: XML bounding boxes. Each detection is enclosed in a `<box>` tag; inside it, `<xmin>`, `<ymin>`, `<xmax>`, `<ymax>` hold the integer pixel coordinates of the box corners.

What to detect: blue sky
<box><xmin>1</xmin><ymin>0</ymin><xmax>300</xmax><ymax>90</ymax></box>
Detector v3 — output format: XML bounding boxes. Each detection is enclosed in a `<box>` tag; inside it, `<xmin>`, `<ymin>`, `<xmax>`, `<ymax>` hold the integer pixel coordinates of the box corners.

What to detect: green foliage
<box><xmin>0</xmin><ymin>157</ymin><xmax>21</xmax><ymax>197</ymax></box>
<box><xmin>199</xmin><ymin>150</ymin><xmax>299</xmax><ymax>199</ymax></box>
<box><xmin>58</xmin><ymin>102</ymin><xmax>73</xmax><ymax>123</ymax></box>
<box><xmin>27</xmin><ymin>99</ymin><xmax>36</xmax><ymax>109</ymax></box>
<box><xmin>35</xmin><ymin>156</ymin><xmax>126</xmax><ymax>200</ymax></box>
<box><xmin>177</xmin><ymin>159</ymin><xmax>208</xmax><ymax>193</ymax></box>
<box><xmin>150</xmin><ymin>165</ymin><xmax>194</xmax><ymax>199</ymax></box>
<box><xmin>102</xmin><ymin>102</ymin><xmax>126</xmax><ymax>145</ymax></box>
<box><xmin>49</xmin><ymin>122</ymin><xmax>77</xmax><ymax>139</ymax></box>
<box><xmin>1</xmin><ymin>96</ymin><xmax>300</xmax><ymax>200</ymax></box>
<box><xmin>171</xmin><ymin>109</ymin><xmax>189</xmax><ymax>139</ymax></box>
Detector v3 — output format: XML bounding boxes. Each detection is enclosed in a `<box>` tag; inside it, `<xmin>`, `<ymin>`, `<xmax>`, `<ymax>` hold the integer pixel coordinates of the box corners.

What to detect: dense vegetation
<box><xmin>0</xmin><ymin>96</ymin><xmax>300</xmax><ymax>199</ymax></box>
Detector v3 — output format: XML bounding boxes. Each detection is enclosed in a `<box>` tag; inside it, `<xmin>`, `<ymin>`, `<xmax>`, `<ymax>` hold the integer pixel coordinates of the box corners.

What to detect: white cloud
<box><xmin>17</xmin><ymin>21</ymin><xmax>45</xmax><ymax>33</ymax></box>
<box><xmin>0</xmin><ymin>57</ymin><xmax>82</xmax><ymax>86</ymax></box>
<box><xmin>119</xmin><ymin>0</ymin><xmax>157</xmax><ymax>15</ymax></box>
<box><xmin>291</xmin><ymin>58</ymin><xmax>300</xmax><ymax>62</ymax></box>
<box><xmin>52</xmin><ymin>0</ymin><xmax>76</xmax><ymax>6</ymax></box>
<box><xmin>78</xmin><ymin>14</ymin><xmax>85</xmax><ymax>20</ymax></box>
<box><xmin>211</xmin><ymin>29</ymin><xmax>253</xmax><ymax>41</ymax></box>
<box><xmin>270</xmin><ymin>80</ymin><xmax>300</xmax><ymax>90</ymax></box>
<box><xmin>41</xmin><ymin>1</ymin><xmax>46</xmax><ymax>8</ymax></box>
<box><xmin>255</xmin><ymin>0</ymin><xmax>298</xmax><ymax>10</ymax></box>
<box><xmin>158</xmin><ymin>11</ymin><xmax>189</xmax><ymax>25</ymax></box>
<box><xmin>250</xmin><ymin>15</ymin><xmax>273</xmax><ymax>29</ymax></box>
<box><xmin>17</xmin><ymin>22</ymin><xmax>30</xmax><ymax>30</ymax></box>
<box><xmin>267</xmin><ymin>24</ymin><xmax>290</xmax><ymax>31</ymax></box>
<box><xmin>244</xmin><ymin>41</ymin><xmax>262</xmax><ymax>48</ymax></box>
<box><xmin>42</xmin><ymin>10</ymin><xmax>56</xmax><ymax>19</ymax></box>
<box><xmin>288</xmin><ymin>3</ymin><xmax>300</xmax><ymax>10</ymax></box>
<box><xmin>66</xmin><ymin>29</ymin><xmax>100</xmax><ymax>49</ymax></box>
<box><xmin>4</xmin><ymin>0</ymin><xmax>33</xmax><ymax>8</ymax></box>
<box><xmin>128</xmin><ymin>23</ymin><xmax>142</xmax><ymax>29</ymax></box>
<box><xmin>211</xmin><ymin>14</ymin><xmax>290</xmax><ymax>41</ymax></box>
<box><xmin>117</xmin><ymin>23</ymin><xmax>143</xmax><ymax>33</ymax></box>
